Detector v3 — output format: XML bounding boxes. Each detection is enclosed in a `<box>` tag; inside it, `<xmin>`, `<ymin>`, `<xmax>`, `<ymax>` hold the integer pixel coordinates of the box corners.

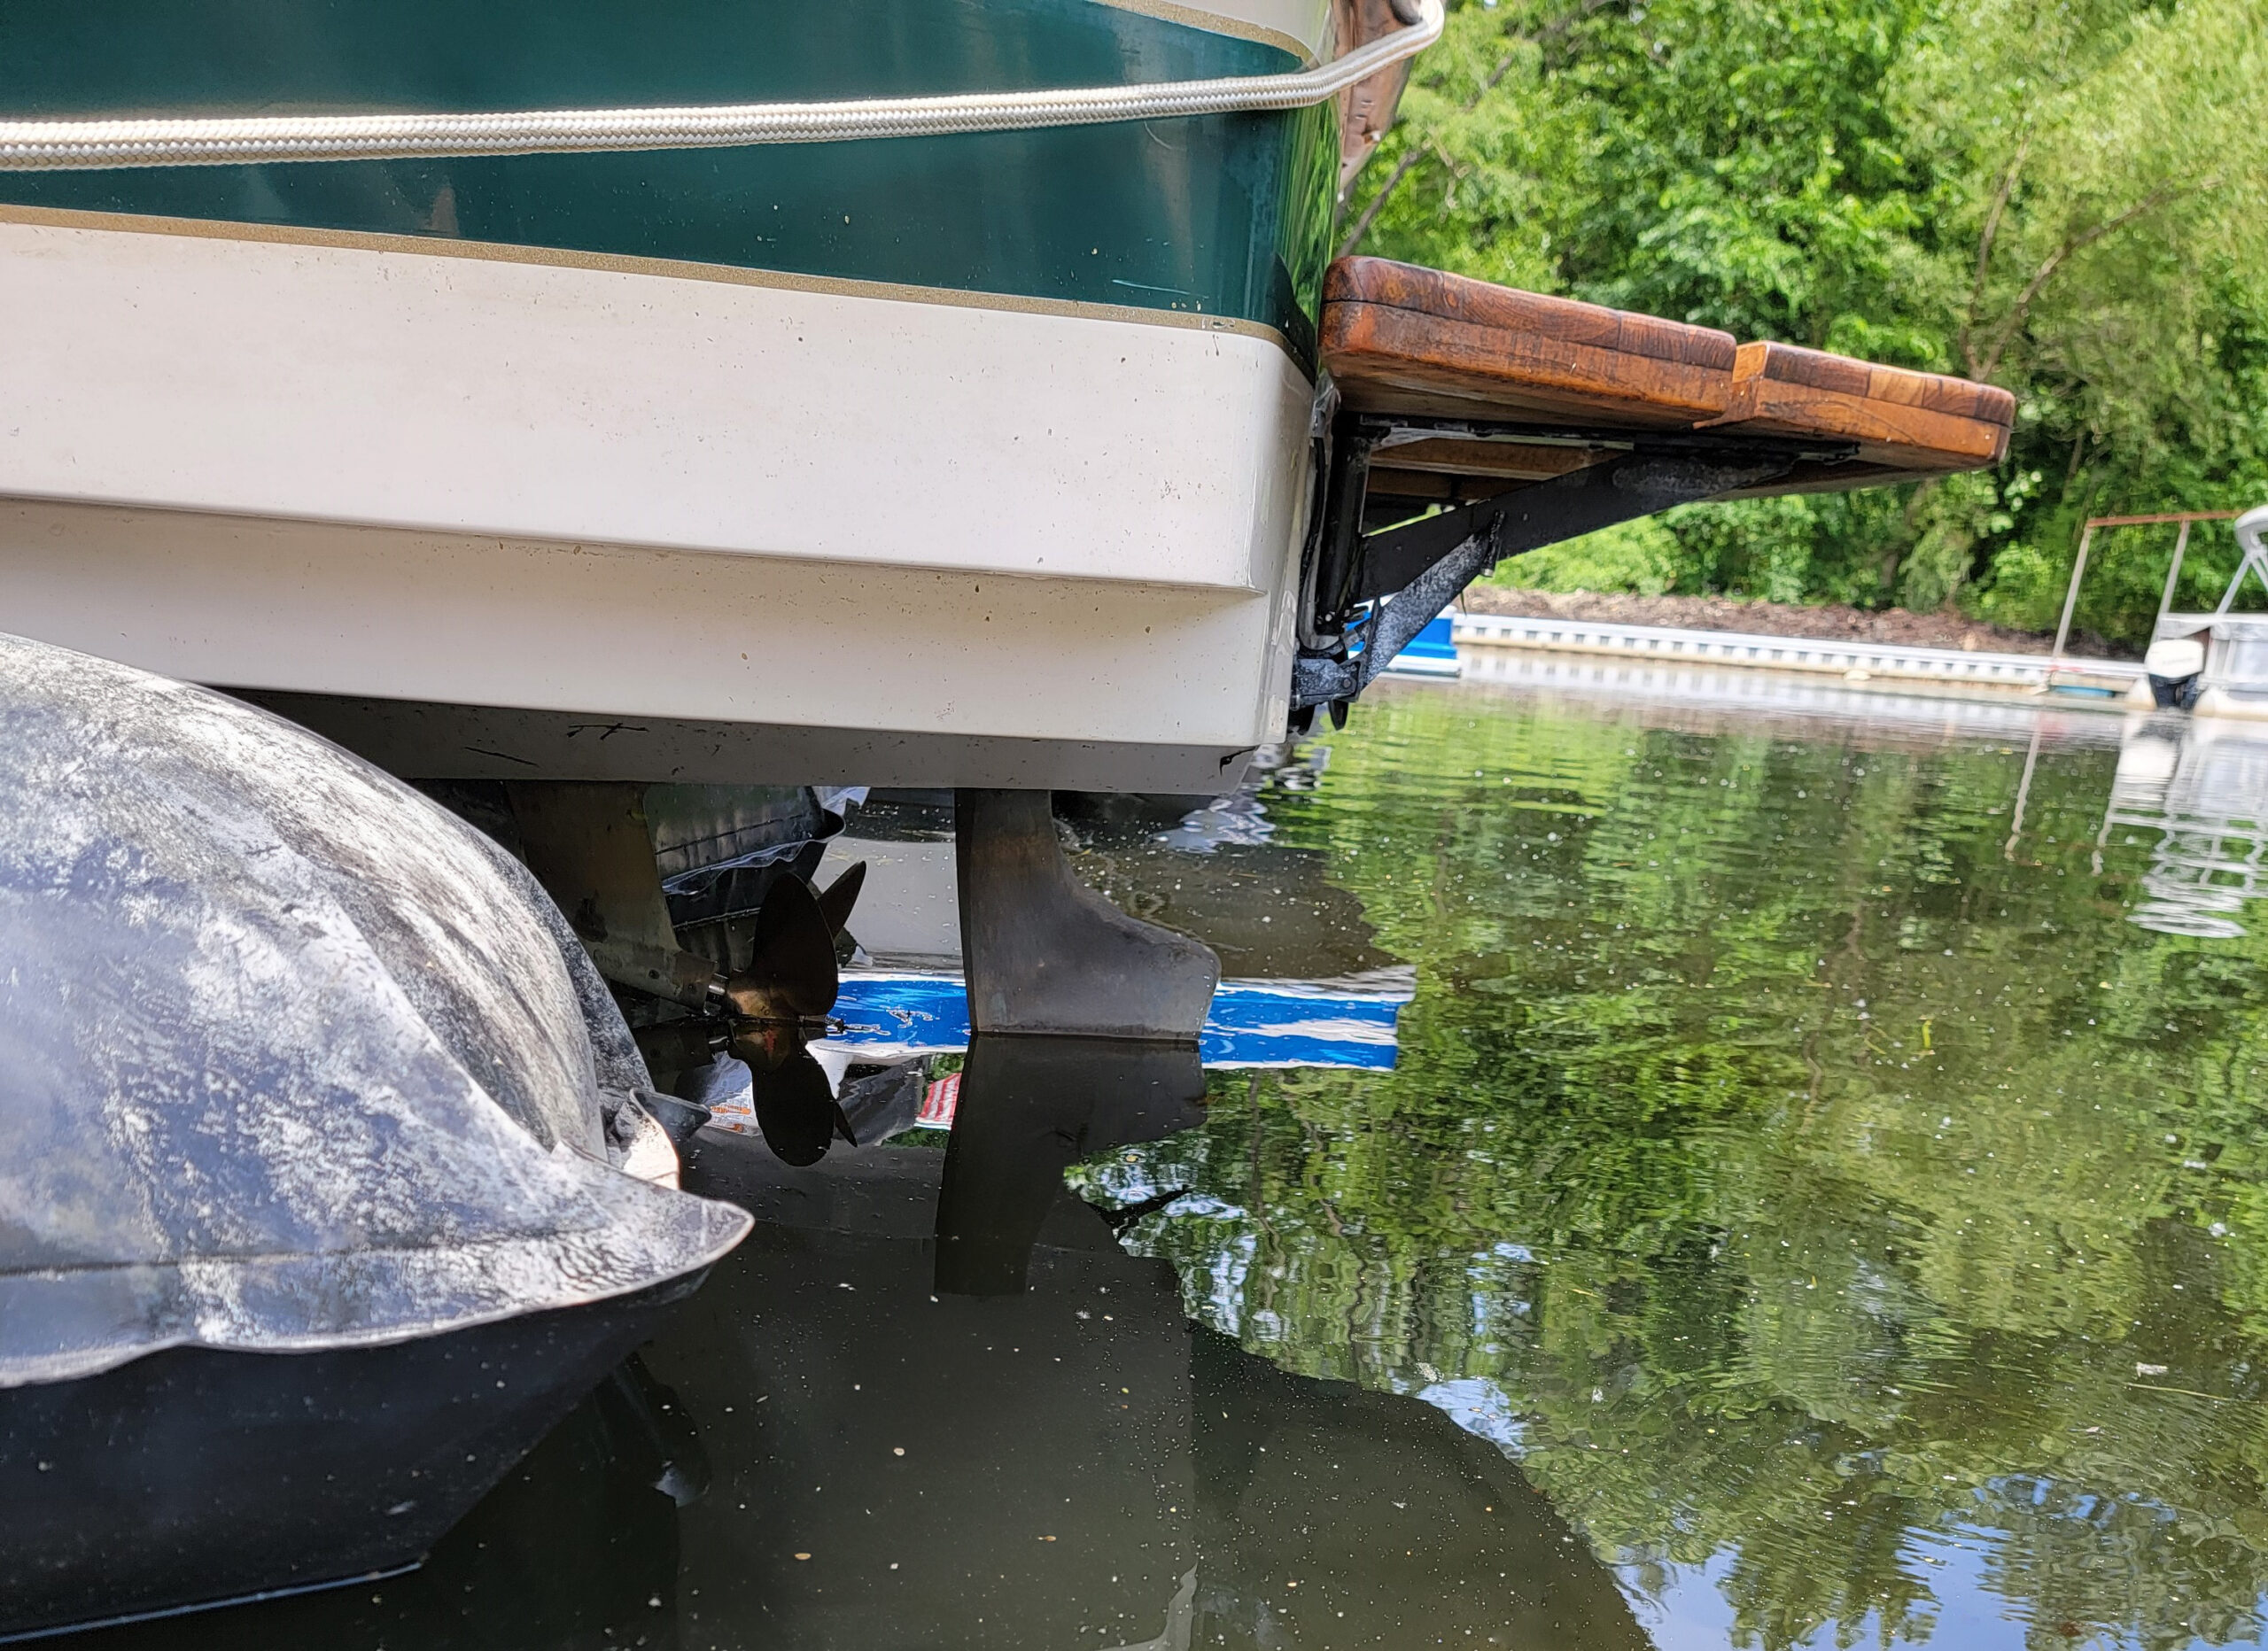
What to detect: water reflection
<box><xmin>664</xmin><ymin>1068</ymin><xmax>1651</xmax><ymax>1651</ymax></box>
<box><xmin>934</xmin><ymin>1036</ymin><xmax>1206</xmax><ymax>1295</ymax></box>
<box><xmin>73</xmin><ymin>1034</ymin><xmax>1648</xmax><ymax>1651</ymax></box>
<box><xmin>1090</xmin><ymin>679</ymin><xmax>2268</xmax><ymax>1651</ymax></box>
<box><xmin>823</xmin><ymin>973</ymin><xmax>1415</xmax><ymax>1073</ymax></box>
<box><xmin>62</xmin><ymin>678</ymin><xmax>2268</xmax><ymax>1651</ymax></box>
<box><xmin>2106</xmin><ymin>714</ymin><xmax>2268</xmax><ymax>937</ymax></box>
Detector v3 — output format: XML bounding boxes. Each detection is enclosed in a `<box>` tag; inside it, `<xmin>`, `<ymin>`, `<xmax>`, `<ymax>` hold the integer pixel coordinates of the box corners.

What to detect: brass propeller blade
<box><xmin>815</xmin><ymin>860</ymin><xmax>866</xmax><ymax>937</ymax></box>
<box><xmin>722</xmin><ymin>873</ymin><xmax>838</xmax><ymax>1023</ymax></box>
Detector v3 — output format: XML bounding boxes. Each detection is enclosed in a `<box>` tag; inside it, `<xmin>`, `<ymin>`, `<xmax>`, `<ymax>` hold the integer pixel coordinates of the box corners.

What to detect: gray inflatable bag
<box><xmin>0</xmin><ymin>633</ymin><xmax>749</xmax><ymax>1389</ymax></box>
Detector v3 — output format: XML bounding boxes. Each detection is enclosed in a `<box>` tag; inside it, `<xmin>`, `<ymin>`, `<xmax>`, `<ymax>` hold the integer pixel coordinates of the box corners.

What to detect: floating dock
<box><xmin>1450</xmin><ymin>612</ymin><xmax>2142</xmax><ymax>703</ymax></box>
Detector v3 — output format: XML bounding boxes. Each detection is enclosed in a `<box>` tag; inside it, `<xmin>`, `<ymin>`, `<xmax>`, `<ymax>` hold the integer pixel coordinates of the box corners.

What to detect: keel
<box><xmin>953</xmin><ymin>789</ymin><xmax>1218</xmax><ymax>1042</ymax></box>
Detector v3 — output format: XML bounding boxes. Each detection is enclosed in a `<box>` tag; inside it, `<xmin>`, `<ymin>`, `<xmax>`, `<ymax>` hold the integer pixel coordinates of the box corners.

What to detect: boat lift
<box><xmin>2047</xmin><ymin>507</ymin><xmax>2264</xmax><ymax>705</ymax></box>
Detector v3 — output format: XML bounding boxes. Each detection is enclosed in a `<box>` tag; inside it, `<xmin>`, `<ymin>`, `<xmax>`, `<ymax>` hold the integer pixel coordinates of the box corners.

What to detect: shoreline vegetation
<box><xmin>1350</xmin><ymin>0</ymin><xmax>2267</xmax><ymax>649</ymax></box>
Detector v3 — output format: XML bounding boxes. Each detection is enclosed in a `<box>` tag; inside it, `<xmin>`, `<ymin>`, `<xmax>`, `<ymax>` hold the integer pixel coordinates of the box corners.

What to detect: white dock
<box><xmin>1451</xmin><ymin>612</ymin><xmax>2142</xmax><ymax>701</ymax></box>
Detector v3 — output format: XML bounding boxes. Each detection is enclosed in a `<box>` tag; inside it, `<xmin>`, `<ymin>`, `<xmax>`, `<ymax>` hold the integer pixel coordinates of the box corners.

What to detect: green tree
<box><xmin>1348</xmin><ymin>0</ymin><xmax>2268</xmax><ymax>638</ymax></box>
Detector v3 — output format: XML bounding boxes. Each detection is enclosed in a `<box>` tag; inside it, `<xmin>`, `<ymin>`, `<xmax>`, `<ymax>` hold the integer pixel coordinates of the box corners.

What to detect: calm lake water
<box><xmin>80</xmin><ymin>670</ymin><xmax>2268</xmax><ymax>1650</ymax></box>
<box><xmin>1084</xmin><ymin>674</ymin><xmax>2268</xmax><ymax>1651</ymax></box>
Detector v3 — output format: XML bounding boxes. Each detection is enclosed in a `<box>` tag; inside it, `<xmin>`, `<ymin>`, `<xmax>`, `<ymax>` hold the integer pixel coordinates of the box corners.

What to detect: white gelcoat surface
<box><xmin>0</xmin><ymin>214</ymin><xmax>1317</xmax><ymax>787</ymax></box>
<box><xmin>0</xmin><ymin>215</ymin><xmax>1313</xmax><ymax>593</ymax></box>
<box><xmin>0</xmin><ymin>495</ymin><xmax>1304</xmax><ymax>784</ymax></box>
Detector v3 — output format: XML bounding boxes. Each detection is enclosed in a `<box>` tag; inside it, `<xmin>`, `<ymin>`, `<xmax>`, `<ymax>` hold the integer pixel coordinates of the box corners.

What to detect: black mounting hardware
<box><xmin>1289</xmin><ymin>409</ymin><xmax>1860</xmax><ymax>717</ymax></box>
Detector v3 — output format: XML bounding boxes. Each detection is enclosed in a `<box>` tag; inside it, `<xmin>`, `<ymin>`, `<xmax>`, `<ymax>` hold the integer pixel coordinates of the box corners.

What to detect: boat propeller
<box><xmin>720</xmin><ymin>865</ymin><xmax>866</xmax><ymax>1165</ymax></box>
<box><xmin>813</xmin><ymin>858</ymin><xmax>866</xmax><ymax>942</ymax></box>
<box><xmin>720</xmin><ymin>872</ymin><xmax>843</xmax><ymax>1066</ymax></box>
<box><xmin>625</xmin><ymin>862</ymin><xmax>868</xmax><ymax>1167</ymax></box>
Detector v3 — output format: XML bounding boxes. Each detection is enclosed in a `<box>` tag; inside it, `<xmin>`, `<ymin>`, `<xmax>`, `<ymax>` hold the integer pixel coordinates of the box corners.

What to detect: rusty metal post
<box><xmin>2048</xmin><ymin>521</ymin><xmax>2096</xmax><ymax>680</ymax></box>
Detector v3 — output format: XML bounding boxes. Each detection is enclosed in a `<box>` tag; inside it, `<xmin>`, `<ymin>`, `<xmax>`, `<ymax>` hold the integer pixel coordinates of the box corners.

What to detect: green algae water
<box><xmin>1083</xmin><ymin>676</ymin><xmax>2268</xmax><ymax>1650</ymax></box>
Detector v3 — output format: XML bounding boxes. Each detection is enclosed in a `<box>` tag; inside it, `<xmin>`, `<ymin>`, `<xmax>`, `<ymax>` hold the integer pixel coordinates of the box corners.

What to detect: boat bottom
<box><xmin>239</xmin><ymin>690</ymin><xmax>1262</xmax><ymax>794</ymax></box>
<box><xmin>0</xmin><ymin>1274</ymin><xmax>704</xmax><ymax>1643</ymax></box>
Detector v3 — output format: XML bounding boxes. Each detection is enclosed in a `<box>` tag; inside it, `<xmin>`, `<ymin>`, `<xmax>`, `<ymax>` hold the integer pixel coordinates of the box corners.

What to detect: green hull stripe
<box><xmin>0</xmin><ymin>0</ymin><xmax>1339</xmax><ymax>360</ymax></box>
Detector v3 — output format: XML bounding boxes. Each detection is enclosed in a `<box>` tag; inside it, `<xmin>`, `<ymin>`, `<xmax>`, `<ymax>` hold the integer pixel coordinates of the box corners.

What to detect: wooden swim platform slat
<box><xmin>1317</xmin><ymin>258</ymin><xmax>2014</xmax><ymax>493</ymax></box>
<box><xmin>1701</xmin><ymin>340</ymin><xmax>2015</xmax><ymax>472</ymax></box>
<box><xmin>1321</xmin><ymin>257</ymin><xmax>1737</xmax><ymax>428</ymax></box>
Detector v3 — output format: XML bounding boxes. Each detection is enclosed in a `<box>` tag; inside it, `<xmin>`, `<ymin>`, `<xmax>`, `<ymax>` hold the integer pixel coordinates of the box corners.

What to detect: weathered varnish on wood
<box><xmin>1703</xmin><ymin>340</ymin><xmax>2015</xmax><ymax>471</ymax></box>
<box><xmin>1322</xmin><ymin>257</ymin><xmax>1738</xmax><ymax>428</ymax></box>
<box><xmin>1318</xmin><ymin>257</ymin><xmax>2015</xmax><ymax>498</ymax></box>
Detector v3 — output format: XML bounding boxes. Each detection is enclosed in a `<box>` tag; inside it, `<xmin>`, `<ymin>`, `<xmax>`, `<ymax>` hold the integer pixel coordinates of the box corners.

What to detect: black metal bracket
<box><xmin>1288</xmin><ymin>408</ymin><xmax>1860</xmax><ymax>717</ymax></box>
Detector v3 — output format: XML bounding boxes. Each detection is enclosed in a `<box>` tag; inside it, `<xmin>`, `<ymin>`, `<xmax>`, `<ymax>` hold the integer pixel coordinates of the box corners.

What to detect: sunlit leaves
<box><xmin>1346</xmin><ymin>0</ymin><xmax>2268</xmax><ymax>635</ymax></box>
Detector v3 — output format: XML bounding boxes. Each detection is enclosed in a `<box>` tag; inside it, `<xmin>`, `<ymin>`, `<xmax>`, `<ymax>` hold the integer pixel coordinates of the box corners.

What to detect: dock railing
<box><xmin>1454</xmin><ymin>611</ymin><xmax>2140</xmax><ymax>696</ymax></box>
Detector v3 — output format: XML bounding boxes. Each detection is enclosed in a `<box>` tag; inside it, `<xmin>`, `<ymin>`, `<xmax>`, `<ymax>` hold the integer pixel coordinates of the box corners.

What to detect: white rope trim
<box><xmin>0</xmin><ymin>2</ymin><xmax>1439</xmax><ymax>173</ymax></box>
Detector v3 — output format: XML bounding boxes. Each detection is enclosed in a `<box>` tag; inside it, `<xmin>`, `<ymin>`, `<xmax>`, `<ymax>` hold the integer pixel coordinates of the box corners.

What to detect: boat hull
<box><xmin>0</xmin><ymin>0</ymin><xmax>1340</xmax><ymax>790</ymax></box>
<box><xmin>0</xmin><ymin>213</ymin><xmax>1314</xmax><ymax>788</ymax></box>
<box><xmin>0</xmin><ymin>1275</ymin><xmax>703</xmax><ymax>1642</ymax></box>
<box><xmin>0</xmin><ymin>0</ymin><xmax>1335</xmax><ymax>344</ymax></box>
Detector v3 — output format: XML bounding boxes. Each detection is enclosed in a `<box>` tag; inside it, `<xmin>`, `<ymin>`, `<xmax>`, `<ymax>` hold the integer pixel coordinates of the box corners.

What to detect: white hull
<box><xmin>0</xmin><ymin>211</ymin><xmax>1317</xmax><ymax>790</ymax></box>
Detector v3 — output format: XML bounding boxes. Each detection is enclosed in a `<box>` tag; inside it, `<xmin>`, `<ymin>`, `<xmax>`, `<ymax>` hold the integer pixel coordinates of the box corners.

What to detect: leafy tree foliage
<box><xmin>1348</xmin><ymin>0</ymin><xmax>2268</xmax><ymax>641</ymax></box>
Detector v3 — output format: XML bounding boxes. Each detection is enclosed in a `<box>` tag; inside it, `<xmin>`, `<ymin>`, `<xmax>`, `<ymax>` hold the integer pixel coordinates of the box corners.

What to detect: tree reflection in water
<box><xmin>1083</xmin><ymin>679</ymin><xmax>2268</xmax><ymax>1651</ymax></box>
